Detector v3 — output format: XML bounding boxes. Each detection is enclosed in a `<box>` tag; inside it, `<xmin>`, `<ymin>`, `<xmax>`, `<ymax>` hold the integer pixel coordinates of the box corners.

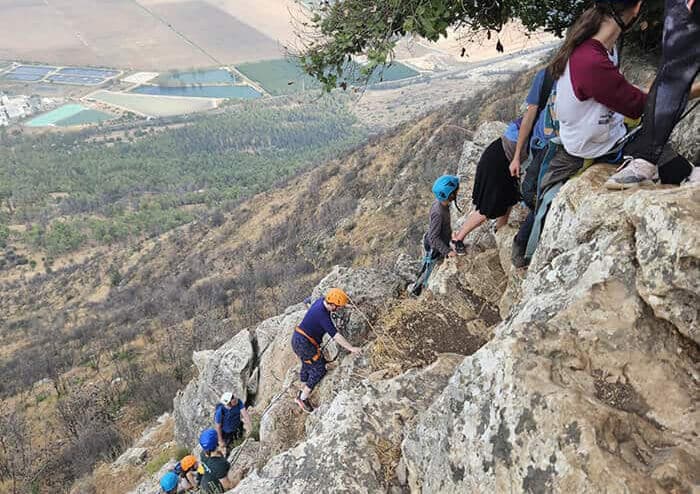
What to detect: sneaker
<box><xmin>407</xmin><ymin>282</ymin><xmax>423</xmax><ymax>297</ymax></box>
<box><xmin>510</xmin><ymin>236</ymin><xmax>528</xmax><ymax>269</ymax></box>
<box><xmin>452</xmin><ymin>240</ymin><xmax>466</xmax><ymax>255</ymax></box>
<box><xmin>295</xmin><ymin>391</ymin><xmax>314</xmax><ymax>413</ymax></box>
<box><xmin>682</xmin><ymin>167</ymin><xmax>700</xmax><ymax>186</ymax></box>
<box><xmin>604</xmin><ymin>158</ymin><xmax>658</xmax><ymax>190</ymax></box>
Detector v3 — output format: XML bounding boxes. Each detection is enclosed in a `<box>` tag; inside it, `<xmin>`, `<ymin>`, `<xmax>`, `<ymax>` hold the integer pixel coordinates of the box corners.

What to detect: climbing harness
<box><xmin>294</xmin><ymin>327</ymin><xmax>322</xmax><ymax>364</ymax></box>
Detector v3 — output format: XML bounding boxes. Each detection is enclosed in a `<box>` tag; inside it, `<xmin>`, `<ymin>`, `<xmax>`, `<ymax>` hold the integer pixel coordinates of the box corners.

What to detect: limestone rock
<box><xmin>426</xmin><ymin>249</ymin><xmax>505</xmax><ymax>340</ymax></box>
<box><xmin>624</xmin><ymin>187</ymin><xmax>700</xmax><ymax>344</ymax></box>
<box><xmin>253</xmin><ymin>308</ymin><xmax>306</xmax><ymax>411</ymax></box>
<box><xmin>231</xmin><ymin>355</ymin><xmax>463</xmax><ymax>494</ymax></box>
<box><xmin>174</xmin><ymin>330</ymin><xmax>254</xmax><ymax>447</ymax></box>
<box><xmin>402</xmin><ymin>166</ymin><xmax>700</xmax><ymax>493</ymax></box>
<box><xmin>114</xmin><ymin>447</ymin><xmax>148</xmax><ymax>468</ymax></box>
<box><xmin>257</xmin><ymin>367</ymin><xmax>306</xmax><ymax>458</ymax></box>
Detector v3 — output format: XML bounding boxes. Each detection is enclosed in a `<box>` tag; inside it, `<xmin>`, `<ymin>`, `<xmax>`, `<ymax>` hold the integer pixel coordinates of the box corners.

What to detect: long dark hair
<box><xmin>549</xmin><ymin>1</ymin><xmax>637</xmax><ymax>79</ymax></box>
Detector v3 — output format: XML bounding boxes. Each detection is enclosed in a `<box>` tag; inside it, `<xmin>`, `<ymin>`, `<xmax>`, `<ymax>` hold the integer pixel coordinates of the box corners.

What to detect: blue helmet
<box><xmin>199</xmin><ymin>428</ymin><xmax>218</xmax><ymax>452</ymax></box>
<box><xmin>160</xmin><ymin>471</ymin><xmax>179</xmax><ymax>492</ymax></box>
<box><xmin>432</xmin><ymin>175</ymin><xmax>460</xmax><ymax>201</ymax></box>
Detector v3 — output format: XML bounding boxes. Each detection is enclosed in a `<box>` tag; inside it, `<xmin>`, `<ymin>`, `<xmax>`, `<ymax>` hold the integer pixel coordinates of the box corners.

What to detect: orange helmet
<box><xmin>325</xmin><ymin>288</ymin><xmax>349</xmax><ymax>307</ymax></box>
<box><xmin>180</xmin><ymin>455</ymin><xmax>197</xmax><ymax>472</ymax></box>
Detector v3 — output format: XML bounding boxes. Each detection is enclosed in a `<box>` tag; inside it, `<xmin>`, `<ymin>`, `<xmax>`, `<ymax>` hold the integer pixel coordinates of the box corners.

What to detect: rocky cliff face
<box><xmin>125</xmin><ymin>120</ymin><xmax>698</xmax><ymax>493</ymax></box>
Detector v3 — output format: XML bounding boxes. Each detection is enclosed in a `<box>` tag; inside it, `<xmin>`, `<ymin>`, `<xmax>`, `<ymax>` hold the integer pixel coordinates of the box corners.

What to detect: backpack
<box><xmin>524</xmin><ymin>68</ymin><xmax>555</xmax><ymax>155</ymax></box>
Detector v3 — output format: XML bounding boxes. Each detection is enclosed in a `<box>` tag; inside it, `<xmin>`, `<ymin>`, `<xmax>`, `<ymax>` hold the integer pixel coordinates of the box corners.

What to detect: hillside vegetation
<box><xmin>0</xmin><ymin>66</ymin><xmax>534</xmax><ymax>493</ymax></box>
<box><xmin>0</xmin><ymin>95</ymin><xmax>365</xmax><ymax>261</ymax></box>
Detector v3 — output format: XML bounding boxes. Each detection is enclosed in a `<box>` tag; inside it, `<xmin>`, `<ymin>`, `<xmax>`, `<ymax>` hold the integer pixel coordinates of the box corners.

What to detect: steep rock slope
<box><xmin>402</xmin><ymin>167</ymin><xmax>699</xmax><ymax>493</ymax></box>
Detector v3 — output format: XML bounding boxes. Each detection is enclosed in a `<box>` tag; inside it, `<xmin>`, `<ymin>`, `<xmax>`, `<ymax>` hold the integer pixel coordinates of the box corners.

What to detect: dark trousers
<box><xmin>292</xmin><ymin>333</ymin><xmax>327</xmax><ymax>389</ymax></box>
<box><xmin>628</xmin><ymin>0</ymin><xmax>699</xmax><ymax>182</ymax></box>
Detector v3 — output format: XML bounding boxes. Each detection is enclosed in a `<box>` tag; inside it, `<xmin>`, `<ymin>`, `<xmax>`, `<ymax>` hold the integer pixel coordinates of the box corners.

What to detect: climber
<box><xmin>173</xmin><ymin>454</ymin><xmax>201</xmax><ymax>491</ymax></box>
<box><xmin>605</xmin><ymin>0</ymin><xmax>700</xmax><ymax>188</ymax></box>
<box><xmin>159</xmin><ymin>471</ymin><xmax>179</xmax><ymax>494</ymax></box>
<box><xmin>449</xmin><ymin>67</ymin><xmax>556</xmax><ymax>266</ymax></box>
<box><xmin>214</xmin><ymin>391</ymin><xmax>251</xmax><ymax>455</ymax></box>
<box><xmin>198</xmin><ymin>428</ymin><xmax>237</xmax><ymax>493</ymax></box>
<box><xmin>292</xmin><ymin>288</ymin><xmax>361</xmax><ymax>413</ymax></box>
<box><xmin>523</xmin><ymin>0</ymin><xmax>697</xmax><ymax>258</ymax></box>
<box><xmin>408</xmin><ymin>175</ymin><xmax>459</xmax><ymax>296</ymax></box>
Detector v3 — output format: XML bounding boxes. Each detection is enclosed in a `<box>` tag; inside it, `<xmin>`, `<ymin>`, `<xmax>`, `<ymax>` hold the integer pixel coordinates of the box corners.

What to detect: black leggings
<box><xmin>628</xmin><ymin>0</ymin><xmax>699</xmax><ymax>182</ymax></box>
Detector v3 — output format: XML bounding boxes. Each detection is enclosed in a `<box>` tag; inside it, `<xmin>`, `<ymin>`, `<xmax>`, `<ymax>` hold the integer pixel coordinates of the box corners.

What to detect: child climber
<box><xmin>292</xmin><ymin>288</ymin><xmax>361</xmax><ymax>413</ymax></box>
<box><xmin>409</xmin><ymin>175</ymin><xmax>459</xmax><ymax>296</ymax></box>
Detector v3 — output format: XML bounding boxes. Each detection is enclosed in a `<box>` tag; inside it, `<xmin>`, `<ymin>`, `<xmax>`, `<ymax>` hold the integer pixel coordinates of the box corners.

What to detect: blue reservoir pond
<box><xmin>131</xmin><ymin>84</ymin><xmax>261</xmax><ymax>99</ymax></box>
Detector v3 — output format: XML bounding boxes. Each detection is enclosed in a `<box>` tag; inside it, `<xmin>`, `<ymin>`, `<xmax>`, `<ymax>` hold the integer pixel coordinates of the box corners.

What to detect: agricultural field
<box><xmin>236</xmin><ymin>59</ymin><xmax>318</xmax><ymax>95</ymax></box>
<box><xmin>237</xmin><ymin>59</ymin><xmax>420</xmax><ymax>96</ymax></box>
<box><xmin>88</xmin><ymin>90</ymin><xmax>218</xmax><ymax>117</ymax></box>
<box><xmin>0</xmin><ymin>0</ymin><xmax>294</xmax><ymax>70</ymax></box>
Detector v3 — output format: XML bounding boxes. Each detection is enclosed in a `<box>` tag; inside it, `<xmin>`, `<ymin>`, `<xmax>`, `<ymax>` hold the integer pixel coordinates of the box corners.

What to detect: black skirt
<box><xmin>471</xmin><ymin>137</ymin><xmax>520</xmax><ymax>219</ymax></box>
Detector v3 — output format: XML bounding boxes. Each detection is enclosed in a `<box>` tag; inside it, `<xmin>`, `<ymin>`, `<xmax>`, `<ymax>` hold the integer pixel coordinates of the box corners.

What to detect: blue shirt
<box><xmin>503</xmin><ymin>69</ymin><xmax>552</xmax><ymax>151</ymax></box>
<box><xmin>298</xmin><ymin>298</ymin><xmax>337</xmax><ymax>343</ymax></box>
<box><xmin>214</xmin><ymin>400</ymin><xmax>244</xmax><ymax>433</ymax></box>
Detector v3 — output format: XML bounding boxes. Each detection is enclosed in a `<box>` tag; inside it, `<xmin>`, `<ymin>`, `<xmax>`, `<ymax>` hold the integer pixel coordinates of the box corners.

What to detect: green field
<box><xmin>236</xmin><ymin>59</ymin><xmax>319</xmax><ymax>96</ymax></box>
<box><xmin>236</xmin><ymin>59</ymin><xmax>420</xmax><ymax>96</ymax></box>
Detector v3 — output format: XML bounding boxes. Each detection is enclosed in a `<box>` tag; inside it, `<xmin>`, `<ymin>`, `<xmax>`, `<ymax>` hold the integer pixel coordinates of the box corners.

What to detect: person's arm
<box><xmin>571</xmin><ymin>40</ymin><xmax>647</xmax><ymax>118</ymax></box>
<box><xmin>185</xmin><ymin>471</ymin><xmax>197</xmax><ymax>490</ymax></box>
<box><xmin>510</xmin><ymin>104</ymin><xmax>538</xmax><ymax>177</ymax></box>
<box><xmin>214</xmin><ymin>418</ymin><xmax>225</xmax><ymax>448</ymax></box>
<box><xmin>240</xmin><ymin>407</ymin><xmax>252</xmax><ymax>434</ymax></box>
<box><xmin>333</xmin><ymin>333</ymin><xmax>361</xmax><ymax>353</ymax></box>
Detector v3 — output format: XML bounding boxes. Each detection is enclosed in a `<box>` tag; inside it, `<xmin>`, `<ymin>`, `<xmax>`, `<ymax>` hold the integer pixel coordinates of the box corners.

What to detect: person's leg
<box><xmin>303</xmin><ymin>359</ymin><xmax>327</xmax><ymax>399</ymax></box>
<box><xmin>495</xmin><ymin>207</ymin><xmax>512</xmax><ymax>231</ymax></box>
<box><xmin>453</xmin><ymin>210</ymin><xmax>488</xmax><ymax>242</ymax></box>
<box><xmin>609</xmin><ymin>0</ymin><xmax>699</xmax><ymax>186</ymax></box>
<box><xmin>636</xmin><ymin>0</ymin><xmax>699</xmax><ymax>163</ymax></box>
<box><xmin>512</xmin><ymin>209</ymin><xmax>535</xmax><ymax>268</ymax></box>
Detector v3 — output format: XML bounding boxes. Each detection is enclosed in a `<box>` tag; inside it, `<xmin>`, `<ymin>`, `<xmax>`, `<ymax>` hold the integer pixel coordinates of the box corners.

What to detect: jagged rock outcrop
<box><xmin>174</xmin><ymin>330</ymin><xmax>254</xmax><ymax>447</ymax></box>
<box><xmin>232</xmin><ymin>354</ymin><xmax>463</xmax><ymax>493</ymax></box>
<box><xmin>401</xmin><ymin>166</ymin><xmax>700</xmax><ymax>493</ymax></box>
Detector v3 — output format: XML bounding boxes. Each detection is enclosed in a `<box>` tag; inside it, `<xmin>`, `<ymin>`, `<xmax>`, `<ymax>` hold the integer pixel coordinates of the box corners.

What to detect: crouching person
<box><xmin>292</xmin><ymin>288</ymin><xmax>361</xmax><ymax>413</ymax></box>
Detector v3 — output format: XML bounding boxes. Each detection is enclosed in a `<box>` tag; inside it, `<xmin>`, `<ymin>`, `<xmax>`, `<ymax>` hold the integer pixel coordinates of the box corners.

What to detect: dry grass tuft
<box><xmin>373</xmin><ymin>436</ymin><xmax>402</xmax><ymax>485</ymax></box>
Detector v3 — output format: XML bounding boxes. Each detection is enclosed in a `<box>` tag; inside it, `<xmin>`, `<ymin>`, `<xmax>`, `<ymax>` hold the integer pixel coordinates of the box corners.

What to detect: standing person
<box><xmin>605</xmin><ymin>0</ymin><xmax>700</xmax><ymax>188</ymax></box>
<box><xmin>292</xmin><ymin>288</ymin><xmax>361</xmax><ymax>413</ymax></box>
<box><xmin>408</xmin><ymin>175</ymin><xmax>459</xmax><ymax>297</ymax></box>
<box><xmin>451</xmin><ymin>68</ymin><xmax>555</xmax><ymax>253</ymax></box>
<box><xmin>214</xmin><ymin>392</ymin><xmax>251</xmax><ymax>454</ymax></box>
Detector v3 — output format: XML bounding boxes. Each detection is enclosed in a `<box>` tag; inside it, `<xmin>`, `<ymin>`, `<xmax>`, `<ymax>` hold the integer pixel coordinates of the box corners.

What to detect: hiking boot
<box><xmin>604</xmin><ymin>158</ymin><xmax>658</xmax><ymax>190</ymax></box>
<box><xmin>682</xmin><ymin>166</ymin><xmax>700</xmax><ymax>186</ymax></box>
<box><xmin>452</xmin><ymin>240</ymin><xmax>466</xmax><ymax>255</ymax></box>
<box><xmin>510</xmin><ymin>236</ymin><xmax>528</xmax><ymax>269</ymax></box>
<box><xmin>295</xmin><ymin>391</ymin><xmax>314</xmax><ymax>413</ymax></box>
<box><xmin>407</xmin><ymin>282</ymin><xmax>423</xmax><ymax>297</ymax></box>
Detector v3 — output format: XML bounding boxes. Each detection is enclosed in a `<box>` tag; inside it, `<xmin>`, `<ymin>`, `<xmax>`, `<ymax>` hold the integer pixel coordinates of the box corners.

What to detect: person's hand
<box><xmin>218</xmin><ymin>440</ymin><xmax>226</xmax><ymax>450</ymax></box>
<box><xmin>688</xmin><ymin>0</ymin><xmax>695</xmax><ymax>13</ymax></box>
<box><xmin>447</xmin><ymin>251</ymin><xmax>457</xmax><ymax>258</ymax></box>
<box><xmin>509</xmin><ymin>158</ymin><xmax>521</xmax><ymax>178</ymax></box>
